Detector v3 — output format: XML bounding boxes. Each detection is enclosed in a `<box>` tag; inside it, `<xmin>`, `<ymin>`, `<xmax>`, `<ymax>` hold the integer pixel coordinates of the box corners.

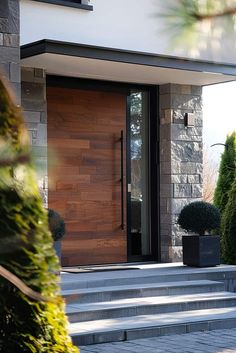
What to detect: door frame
<box><xmin>46</xmin><ymin>75</ymin><xmax>160</xmax><ymax>263</ymax></box>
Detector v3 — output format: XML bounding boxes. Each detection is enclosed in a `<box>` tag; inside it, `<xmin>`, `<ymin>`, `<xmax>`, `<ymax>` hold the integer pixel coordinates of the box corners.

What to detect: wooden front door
<box><xmin>47</xmin><ymin>86</ymin><xmax>127</xmax><ymax>266</ymax></box>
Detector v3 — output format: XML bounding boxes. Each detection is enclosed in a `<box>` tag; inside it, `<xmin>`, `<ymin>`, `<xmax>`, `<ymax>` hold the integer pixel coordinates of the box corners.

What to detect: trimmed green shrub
<box><xmin>48</xmin><ymin>208</ymin><xmax>66</xmax><ymax>242</ymax></box>
<box><xmin>221</xmin><ymin>173</ymin><xmax>236</xmax><ymax>264</ymax></box>
<box><xmin>213</xmin><ymin>132</ymin><xmax>236</xmax><ymax>214</ymax></box>
<box><xmin>177</xmin><ymin>201</ymin><xmax>220</xmax><ymax>236</ymax></box>
<box><xmin>0</xmin><ymin>80</ymin><xmax>78</xmax><ymax>352</ymax></box>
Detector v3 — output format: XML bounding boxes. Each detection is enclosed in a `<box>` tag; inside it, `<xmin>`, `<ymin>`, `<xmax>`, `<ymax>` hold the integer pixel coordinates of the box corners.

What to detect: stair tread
<box><xmin>61</xmin><ymin>264</ymin><xmax>236</xmax><ymax>286</ymax></box>
<box><xmin>66</xmin><ymin>291</ymin><xmax>236</xmax><ymax>314</ymax></box>
<box><xmin>69</xmin><ymin>307</ymin><xmax>236</xmax><ymax>335</ymax></box>
<box><xmin>62</xmin><ymin>279</ymin><xmax>223</xmax><ymax>296</ymax></box>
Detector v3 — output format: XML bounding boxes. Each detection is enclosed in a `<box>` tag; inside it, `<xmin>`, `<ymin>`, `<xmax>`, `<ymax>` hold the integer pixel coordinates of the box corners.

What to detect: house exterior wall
<box><xmin>159</xmin><ymin>84</ymin><xmax>203</xmax><ymax>262</ymax></box>
<box><xmin>0</xmin><ymin>0</ymin><xmax>20</xmax><ymax>101</ymax></box>
<box><xmin>2</xmin><ymin>0</ymin><xmax>206</xmax><ymax>263</ymax></box>
<box><xmin>21</xmin><ymin>67</ymin><xmax>48</xmax><ymax>206</ymax></box>
<box><xmin>20</xmin><ymin>0</ymin><xmax>236</xmax><ymax>65</ymax></box>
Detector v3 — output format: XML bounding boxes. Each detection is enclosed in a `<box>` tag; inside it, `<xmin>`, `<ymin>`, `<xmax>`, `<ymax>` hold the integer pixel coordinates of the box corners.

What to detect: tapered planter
<box><xmin>182</xmin><ymin>235</ymin><xmax>220</xmax><ymax>267</ymax></box>
<box><xmin>54</xmin><ymin>240</ymin><xmax>62</xmax><ymax>264</ymax></box>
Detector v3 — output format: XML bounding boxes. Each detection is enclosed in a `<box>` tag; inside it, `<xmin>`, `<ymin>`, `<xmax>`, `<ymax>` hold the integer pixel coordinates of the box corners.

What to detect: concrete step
<box><xmin>69</xmin><ymin>307</ymin><xmax>236</xmax><ymax>346</ymax></box>
<box><xmin>62</xmin><ymin>280</ymin><xmax>224</xmax><ymax>304</ymax></box>
<box><xmin>66</xmin><ymin>291</ymin><xmax>236</xmax><ymax>323</ymax></box>
<box><xmin>61</xmin><ymin>264</ymin><xmax>236</xmax><ymax>291</ymax></box>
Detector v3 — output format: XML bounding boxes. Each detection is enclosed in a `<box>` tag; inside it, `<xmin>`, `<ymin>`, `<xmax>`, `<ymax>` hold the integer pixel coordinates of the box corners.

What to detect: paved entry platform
<box><xmin>79</xmin><ymin>328</ymin><xmax>236</xmax><ymax>353</ymax></box>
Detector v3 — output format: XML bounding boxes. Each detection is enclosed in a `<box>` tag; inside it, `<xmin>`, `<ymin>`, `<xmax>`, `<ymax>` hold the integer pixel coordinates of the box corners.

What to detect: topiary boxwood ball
<box><xmin>178</xmin><ymin>201</ymin><xmax>220</xmax><ymax>236</ymax></box>
<box><xmin>48</xmin><ymin>208</ymin><xmax>65</xmax><ymax>242</ymax></box>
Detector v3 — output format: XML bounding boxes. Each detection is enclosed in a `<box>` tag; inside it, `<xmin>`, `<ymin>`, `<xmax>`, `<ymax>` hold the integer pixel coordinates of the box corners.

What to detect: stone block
<box><xmin>40</xmin><ymin>111</ymin><xmax>47</xmax><ymax>123</ymax></box>
<box><xmin>181</xmin><ymin>85</ymin><xmax>191</xmax><ymax>94</ymax></box>
<box><xmin>34</xmin><ymin>68</ymin><xmax>45</xmax><ymax>78</ymax></box>
<box><xmin>159</xmin><ymin>83</ymin><xmax>171</xmax><ymax>94</ymax></box>
<box><xmin>24</xmin><ymin>110</ymin><xmax>41</xmax><ymax>123</ymax></box>
<box><xmin>3</xmin><ymin>33</ymin><xmax>19</xmax><ymax>47</ymax></box>
<box><xmin>0</xmin><ymin>62</ymin><xmax>9</xmax><ymax>79</ymax></box>
<box><xmin>171</xmin><ymin>124</ymin><xmax>202</xmax><ymax>142</ymax></box>
<box><xmin>0</xmin><ymin>33</ymin><xmax>3</xmax><ymax>45</ymax></box>
<box><xmin>160</xmin><ymin>174</ymin><xmax>171</xmax><ymax>184</ymax></box>
<box><xmin>173</xmin><ymin>109</ymin><xmax>185</xmax><ymax>124</ymax></box>
<box><xmin>174</xmin><ymin>184</ymin><xmax>191</xmax><ymax>198</ymax></box>
<box><xmin>171</xmin><ymin>175</ymin><xmax>188</xmax><ymax>184</ymax></box>
<box><xmin>161</xmin><ymin>108</ymin><xmax>172</xmax><ymax>125</ymax></box>
<box><xmin>191</xmin><ymin>85</ymin><xmax>202</xmax><ymax>95</ymax></box>
<box><xmin>180</xmin><ymin>162</ymin><xmax>202</xmax><ymax>174</ymax></box>
<box><xmin>10</xmin><ymin>62</ymin><xmax>20</xmax><ymax>82</ymax></box>
<box><xmin>159</xmin><ymin>94</ymin><xmax>171</xmax><ymax>110</ymax></box>
<box><xmin>0</xmin><ymin>46</ymin><xmax>19</xmax><ymax>63</ymax></box>
<box><xmin>187</xmin><ymin>175</ymin><xmax>200</xmax><ymax>183</ymax></box>
<box><xmin>191</xmin><ymin>184</ymin><xmax>202</xmax><ymax>198</ymax></box>
<box><xmin>21</xmin><ymin>67</ymin><xmax>35</xmax><ymax>82</ymax></box>
<box><xmin>37</xmin><ymin>124</ymin><xmax>47</xmax><ymax>147</ymax></box>
<box><xmin>172</xmin><ymin>198</ymin><xmax>190</xmax><ymax>214</ymax></box>
<box><xmin>172</xmin><ymin>141</ymin><xmax>202</xmax><ymax>162</ymax></box>
<box><xmin>171</xmin><ymin>94</ymin><xmax>202</xmax><ymax>110</ymax></box>
<box><xmin>7</xmin><ymin>0</ymin><xmax>20</xmax><ymax>34</ymax></box>
<box><xmin>160</xmin><ymin>161</ymin><xmax>172</xmax><ymax>175</ymax></box>
<box><xmin>21</xmin><ymin>81</ymin><xmax>45</xmax><ymax>102</ymax></box>
<box><xmin>160</xmin><ymin>184</ymin><xmax>173</xmax><ymax>197</ymax></box>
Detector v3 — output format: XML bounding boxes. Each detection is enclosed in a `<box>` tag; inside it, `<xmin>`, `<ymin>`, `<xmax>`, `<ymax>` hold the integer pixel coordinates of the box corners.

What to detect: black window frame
<box><xmin>30</xmin><ymin>0</ymin><xmax>93</xmax><ymax>11</ymax></box>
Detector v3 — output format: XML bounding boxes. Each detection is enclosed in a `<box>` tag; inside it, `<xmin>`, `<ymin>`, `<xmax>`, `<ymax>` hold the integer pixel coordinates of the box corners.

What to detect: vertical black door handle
<box><xmin>120</xmin><ymin>130</ymin><xmax>124</xmax><ymax>230</ymax></box>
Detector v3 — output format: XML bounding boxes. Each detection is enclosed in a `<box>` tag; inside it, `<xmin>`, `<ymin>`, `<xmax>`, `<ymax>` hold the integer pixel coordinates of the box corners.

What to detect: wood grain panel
<box><xmin>47</xmin><ymin>86</ymin><xmax>127</xmax><ymax>266</ymax></box>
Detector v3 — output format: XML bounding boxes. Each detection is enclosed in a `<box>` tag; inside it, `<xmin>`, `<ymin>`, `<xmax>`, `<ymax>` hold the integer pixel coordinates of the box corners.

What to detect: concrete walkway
<box><xmin>80</xmin><ymin>328</ymin><xmax>236</xmax><ymax>352</ymax></box>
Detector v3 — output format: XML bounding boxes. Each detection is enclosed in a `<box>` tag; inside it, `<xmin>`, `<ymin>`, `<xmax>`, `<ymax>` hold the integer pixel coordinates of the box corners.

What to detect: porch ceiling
<box><xmin>21</xmin><ymin>40</ymin><xmax>236</xmax><ymax>86</ymax></box>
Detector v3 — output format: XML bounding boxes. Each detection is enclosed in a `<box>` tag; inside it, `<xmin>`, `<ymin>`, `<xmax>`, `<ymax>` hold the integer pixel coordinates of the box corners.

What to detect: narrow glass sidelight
<box><xmin>129</xmin><ymin>91</ymin><xmax>150</xmax><ymax>257</ymax></box>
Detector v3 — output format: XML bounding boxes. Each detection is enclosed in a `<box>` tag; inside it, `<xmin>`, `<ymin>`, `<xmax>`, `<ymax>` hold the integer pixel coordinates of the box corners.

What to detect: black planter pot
<box><xmin>54</xmin><ymin>240</ymin><xmax>62</xmax><ymax>264</ymax></box>
<box><xmin>182</xmin><ymin>235</ymin><xmax>220</xmax><ymax>267</ymax></box>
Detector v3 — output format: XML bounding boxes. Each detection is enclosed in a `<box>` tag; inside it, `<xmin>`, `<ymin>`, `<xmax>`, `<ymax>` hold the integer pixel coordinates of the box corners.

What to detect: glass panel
<box><xmin>129</xmin><ymin>91</ymin><xmax>150</xmax><ymax>256</ymax></box>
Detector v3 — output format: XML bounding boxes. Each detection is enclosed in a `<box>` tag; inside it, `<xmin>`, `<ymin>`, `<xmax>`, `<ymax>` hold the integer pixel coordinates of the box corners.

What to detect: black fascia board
<box><xmin>30</xmin><ymin>0</ymin><xmax>93</xmax><ymax>11</ymax></box>
<box><xmin>21</xmin><ymin>39</ymin><xmax>236</xmax><ymax>76</ymax></box>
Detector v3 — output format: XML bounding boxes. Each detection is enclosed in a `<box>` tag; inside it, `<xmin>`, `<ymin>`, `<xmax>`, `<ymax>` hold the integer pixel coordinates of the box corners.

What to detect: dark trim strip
<box><xmin>46</xmin><ymin>75</ymin><xmax>152</xmax><ymax>93</ymax></box>
<box><xmin>29</xmin><ymin>0</ymin><xmax>93</xmax><ymax>10</ymax></box>
<box><xmin>21</xmin><ymin>39</ymin><xmax>236</xmax><ymax>76</ymax></box>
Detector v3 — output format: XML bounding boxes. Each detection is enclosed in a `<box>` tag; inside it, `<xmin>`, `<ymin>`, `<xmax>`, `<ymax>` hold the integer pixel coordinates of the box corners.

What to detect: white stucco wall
<box><xmin>20</xmin><ymin>0</ymin><xmax>236</xmax><ymax>64</ymax></box>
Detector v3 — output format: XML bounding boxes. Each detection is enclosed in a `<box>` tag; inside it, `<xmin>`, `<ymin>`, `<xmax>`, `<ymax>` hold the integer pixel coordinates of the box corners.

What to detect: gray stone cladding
<box><xmin>159</xmin><ymin>84</ymin><xmax>203</xmax><ymax>262</ymax></box>
<box><xmin>21</xmin><ymin>67</ymin><xmax>48</xmax><ymax>207</ymax></box>
<box><xmin>0</xmin><ymin>0</ymin><xmax>20</xmax><ymax>102</ymax></box>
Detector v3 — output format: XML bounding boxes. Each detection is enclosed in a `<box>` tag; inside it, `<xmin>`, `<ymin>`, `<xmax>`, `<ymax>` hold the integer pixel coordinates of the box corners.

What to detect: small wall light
<box><xmin>184</xmin><ymin>113</ymin><xmax>195</xmax><ymax>127</ymax></box>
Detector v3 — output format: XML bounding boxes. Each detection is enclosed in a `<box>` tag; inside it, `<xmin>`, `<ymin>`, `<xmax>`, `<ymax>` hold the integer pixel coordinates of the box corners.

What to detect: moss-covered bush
<box><xmin>177</xmin><ymin>201</ymin><xmax>220</xmax><ymax>236</ymax></box>
<box><xmin>0</xmin><ymin>79</ymin><xmax>78</xmax><ymax>352</ymax></box>
<box><xmin>48</xmin><ymin>208</ymin><xmax>66</xmax><ymax>242</ymax></box>
<box><xmin>221</xmin><ymin>174</ymin><xmax>236</xmax><ymax>264</ymax></box>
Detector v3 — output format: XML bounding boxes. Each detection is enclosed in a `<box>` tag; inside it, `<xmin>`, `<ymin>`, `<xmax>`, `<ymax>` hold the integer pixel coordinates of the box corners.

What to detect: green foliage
<box><xmin>48</xmin><ymin>208</ymin><xmax>66</xmax><ymax>242</ymax></box>
<box><xmin>213</xmin><ymin>132</ymin><xmax>236</xmax><ymax>214</ymax></box>
<box><xmin>159</xmin><ymin>0</ymin><xmax>236</xmax><ymax>48</ymax></box>
<box><xmin>0</xmin><ymin>80</ymin><xmax>78</xmax><ymax>353</ymax></box>
<box><xmin>221</xmin><ymin>174</ymin><xmax>236</xmax><ymax>264</ymax></box>
<box><xmin>178</xmin><ymin>201</ymin><xmax>220</xmax><ymax>236</ymax></box>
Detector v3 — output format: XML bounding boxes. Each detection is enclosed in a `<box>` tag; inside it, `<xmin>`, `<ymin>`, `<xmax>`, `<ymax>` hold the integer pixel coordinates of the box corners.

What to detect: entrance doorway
<box><xmin>47</xmin><ymin>79</ymin><xmax>157</xmax><ymax>266</ymax></box>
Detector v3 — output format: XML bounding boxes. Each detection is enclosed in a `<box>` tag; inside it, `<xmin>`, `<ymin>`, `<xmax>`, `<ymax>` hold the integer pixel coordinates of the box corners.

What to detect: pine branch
<box><xmin>0</xmin><ymin>265</ymin><xmax>60</xmax><ymax>303</ymax></box>
<box><xmin>193</xmin><ymin>7</ymin><xmax>236</xmax><ymax>21</ymax></box>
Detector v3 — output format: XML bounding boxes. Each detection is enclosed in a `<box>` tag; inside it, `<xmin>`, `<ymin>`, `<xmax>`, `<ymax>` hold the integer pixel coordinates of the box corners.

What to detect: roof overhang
<box><xmin>21</xmin><ymin>40</ymin><xmax>236</xmax><ymax>86</ymax></box>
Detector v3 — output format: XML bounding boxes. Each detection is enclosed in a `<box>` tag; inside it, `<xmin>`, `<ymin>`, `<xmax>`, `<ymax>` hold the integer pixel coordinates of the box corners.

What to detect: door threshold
<box><xmin>62</xmin><ymin>261</ymin><xmax>157</xmax><ymax>273</ymax></box>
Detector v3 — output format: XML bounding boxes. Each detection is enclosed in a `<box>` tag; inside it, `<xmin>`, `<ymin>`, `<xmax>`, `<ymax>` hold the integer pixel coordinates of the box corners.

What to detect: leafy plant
<box><xmin>221</xmin><ymin>174</ymin><xmax>236</xmax><ymax>264</ymax></box>
<box><xmin>0</xmin><ymin>79</ymin><xmax>78</xmax><ymax>353</ymax></box>
<box><xmin>48</xmin><ymin>208</ymin><xmax>66</xmax><ymax>242</ymax></box>
<box><xmin>213</xmin><ymin>132</ymin><xmax>236</xmax><ymax>215</ymax></box>
<box><xmin>178</xmin><ymin>201</ymin><xmax>220</xmax><ymax>236</ymax></box>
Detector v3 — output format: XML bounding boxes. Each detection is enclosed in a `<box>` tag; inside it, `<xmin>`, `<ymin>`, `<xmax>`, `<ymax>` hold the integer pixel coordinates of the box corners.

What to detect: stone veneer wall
<box><xmin>0</xmin><ymin>0</ymin><xmax>20</xmax><ymax>101</ymax></box>
<box><xmin>159</xmin><ymin>83</ymin><xmax>203</xmax><ymax>262</ymax></box>
<box><xmin>21</xmin><ymin>67</ymin><xmax>48</xmax><ymax>206</ymax></box>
